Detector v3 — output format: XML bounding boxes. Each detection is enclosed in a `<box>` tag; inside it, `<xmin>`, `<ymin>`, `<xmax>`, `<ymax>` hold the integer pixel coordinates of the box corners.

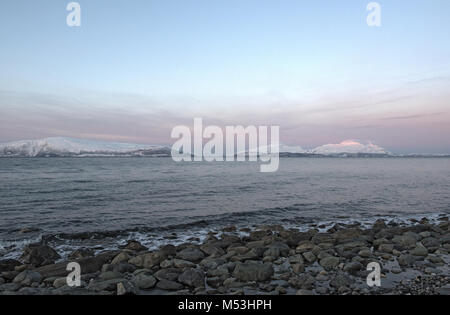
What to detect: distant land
<box><xmin>0</xmin><ymin>137</ymin><xmax>449</xmax><ymax>158</ymax></box>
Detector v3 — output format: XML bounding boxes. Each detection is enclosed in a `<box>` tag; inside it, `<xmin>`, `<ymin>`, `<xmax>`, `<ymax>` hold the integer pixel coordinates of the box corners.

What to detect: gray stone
<box><xmin>117</xmin><ymin>280</ymin><xmax>138</xmax><ymax>295</ymax></box>
<box><xmin>178</xmin><ymin>269</ymin><xmax>205</xmax><ymax>288</ymax></box>
<box><xmin>177</xmin><ymin>247</ymin><xmax>205</xmax><ymax>262</ymax></box>
<box><xmin>156</xmin><ymin>279</ymin><xmax>183</xmax><ymax>290</ymax></box>
<box><xmin>233</xmin><ymin>261</ymin><xmax>274</xmax><ymax>282</ymax></box>
<box><xmin>319</xmin><ymin>256</ymin><xmax>340</xmax><ymax>269</ymax></box>
<box><xmin>133</xmin><ymin>272</ymin><xmax>156</xmax><ymax>289</ymax></box>
<box><xmin>13</xmin><ymin>270</ymin><xmax>43</xmax><ymax>286</ymax></box>
<box><xmin>20</xmin><ymin>243</ymin><xmax>60</xmax><ymax>267</ymax></box>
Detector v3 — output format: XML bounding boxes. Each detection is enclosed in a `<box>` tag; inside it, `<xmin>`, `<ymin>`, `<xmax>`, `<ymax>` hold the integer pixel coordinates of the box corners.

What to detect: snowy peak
<box><xmin>311</xmin><ymin>140</ymin><xmax>390</xmax><ymax>155</ymax></box>
<box><xmin>0</xmin><ymin>137</ymin><xmax>169</xmax><ymax>157</ymax></box>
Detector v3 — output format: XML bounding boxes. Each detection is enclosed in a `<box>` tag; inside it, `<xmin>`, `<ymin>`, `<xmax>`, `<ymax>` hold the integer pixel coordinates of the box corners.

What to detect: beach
<box><xmin>1</xmin><ymin>215</ymin><xmax>449</xmax><ymax>295</ymax></box>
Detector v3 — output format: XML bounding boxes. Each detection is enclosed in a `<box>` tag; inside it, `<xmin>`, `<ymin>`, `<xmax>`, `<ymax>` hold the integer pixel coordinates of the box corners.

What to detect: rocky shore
<box><xmin>0</xmin><ymin>216</ymin><xmax>449</xmax><ymax>295</ymax></box>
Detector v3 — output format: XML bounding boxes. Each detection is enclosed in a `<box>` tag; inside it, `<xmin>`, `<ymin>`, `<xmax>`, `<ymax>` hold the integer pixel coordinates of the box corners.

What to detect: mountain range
<box><xmin>0</xmin><ymin>137</ymin><xmax>447</xmax><ymax>158</ymax></box>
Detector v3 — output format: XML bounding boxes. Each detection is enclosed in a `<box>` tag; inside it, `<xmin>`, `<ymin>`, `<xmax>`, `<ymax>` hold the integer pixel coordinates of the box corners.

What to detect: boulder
<box><xmin>232</xmin><ymin>261</ymin><xmax>274</xmax><ymax>282</ymax></box>
<box><xmin>178</xmin><ymin>269</ymin><xmax>205</xmax><ymax>288</ymax></box>
<box><xmin>20</xmin><ymin>243</ymin><xmax>60</xmax><ymax>267</ymax></box>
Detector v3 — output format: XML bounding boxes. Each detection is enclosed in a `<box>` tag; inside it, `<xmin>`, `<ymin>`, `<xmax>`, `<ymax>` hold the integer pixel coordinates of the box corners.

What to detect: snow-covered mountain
<box><xmin>311</xmin><ymin>140</ymin><xmax>390</xmax><ymax>155</ymax></box>
<box><xmin>0</xmin><ymin>137</ymin><xmax>392</xmax><ymax>157</ymax></box>
<box><xmin>0</xmin><ymin>137</ymin><xmax>170</xmax><ymax>157</ymax></box>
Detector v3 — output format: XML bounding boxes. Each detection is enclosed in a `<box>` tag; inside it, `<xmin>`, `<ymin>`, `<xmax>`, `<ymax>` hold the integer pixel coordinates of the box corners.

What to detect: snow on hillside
<box><xmin>0</xmin><ymin>137</ymin><xmax>167</xmax><ymax>157</ymax></box>
<box><xmin>311</xmin><ymin>140</ymin><xmax>390</xmax><ymax>155</ymax></box>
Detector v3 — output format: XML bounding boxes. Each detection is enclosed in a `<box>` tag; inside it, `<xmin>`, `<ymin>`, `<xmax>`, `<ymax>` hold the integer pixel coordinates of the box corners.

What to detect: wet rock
<box><xmin>410</xmin><ymin>244</ymin><xmax>428</xmax><ymax>257</ymax></box>
<box><xmin>378</xmin><ymin>244</ymin><xmax>394</xmax><ymax>254</ymax></box>
<box><xmin>13</xmin><ymin>270</ymin><xmax>43</xmax><ymax>286</ymax></box>
<box><xmin>319</xmin><ymin>256</ymin><xmax>340</xmax><ymax>269</ymax></box>
<box><xmin>200</xmin><ymin>244</ymin><xmax>225</xmax><ymax>257</ymax></box>
<box><xmin>233</xmin><ymin>261</ymin><xmax>274</xmax><ymax>282</ymax></box>
<box><xmin>343</xmin><ymin>261</ymin><xmax>363</xmax><ymax>275</ymax></box>
<box><xmin>117</xmin><ymin>280</ymin><xmax>138</xmax><ymax>295</ymax></box>
<box><xmin>0</xmin><ymin>259</ymin><xmax>22</xmax><ymax>272</ymax></box>
<box><xmin>123</xmin><ymin>240</ymin><xmax>147</xmax><ymax>252</ymax></box>
<box><xmin>392</xmin><ymin>234</ymin><xmax>417</xmax><ymax>249</ymax></box>
<box><xmin>177</xmin><ymin>247</ymin><xmax>205</xmax><ymax>262</ymax></box>
<box><xmin>34</xmin><ymin>251</ymin><xmax>119</xmax><ymax>278</ymax></box>
<box><xmin>111</xmin><ymin>252</ymin><xmax>131</xmax><ymax>265</ymax></box>
<box><xmin>398</xmin><ymin>254</ymin><xmax>416</xmax><ymax>267</ymax></box>
<box><xmin>178</xmin><ymin>269</ymin><xmax>205</xmax><ymax>288</ymax></box>
<box><xmin>156</xmin><ymin>279</ymin><xmax>183</xmax><ymax>290</ymax></box>
<box><xmin>302</xmin><ymin>251</ymin><xmax>317</xmax><ymax>263</ymax></box>
<box><xmin>20</xmin><ymin>243</ymin><xmax>60</xmax><ymax>267</ymax></box>
<box><xmin>312</xmin><ymin>233</ymin><xmax>334</xmax><ymax>245</ymax></box>
<box><xmin>291</xmin><ymin>263</ymin><xmax>305</xmax><ymax>274</ymax></box>
<box><xmin>330</xmin><ymin>274</ymin><xmax>352</xmax><ymax>288</ymax></box>
<box><xmin>155</xmin><ymin>268</ymin><xmax>182</xmax><ymax>281</ymax></box>
<box><xmin>99</xmin><ymin>271</ymin><xmax>123</xmax><ymax>280</ymax></box>
<box><xmin>289</xmin><ymin>274</ymin><xmax>315</xmax><ymax>290</ymax></box>
<box><xmin>129</xmin><ymin>251</ymin><xmax>167</xmax><ymax>268</ymax></box>
<box><xmin>53</xmin><ymin>277</ymin><xmax>67</xmax><ymax>288</ymax></box>
<box><xmin>68</xmin><ymin>248</ymin><xmax>94</xmax><ymax>260</ymax></box>
<box><xmin>88</xmin><ymin>278</ymin><xmax>124</xmax><ymax>292</ymax></box>
<box><xmin>133</xmin><ymin>271</ymin><xmax>156</xmax><ymax>289</ymax></box>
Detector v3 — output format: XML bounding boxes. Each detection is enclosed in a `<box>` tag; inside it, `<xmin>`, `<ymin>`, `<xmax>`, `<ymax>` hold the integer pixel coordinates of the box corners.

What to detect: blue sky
<box><xmin>1</xmin><ymin>0</ymin><xmax>450</xmax><ymax>153</ymax></box>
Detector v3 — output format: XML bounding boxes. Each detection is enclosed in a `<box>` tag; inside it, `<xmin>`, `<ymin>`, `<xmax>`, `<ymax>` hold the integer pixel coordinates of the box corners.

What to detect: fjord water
<box><xmin>1</xmin><ymin>157</ymin><xmax>450</xmax><ymax>256</ymax></box>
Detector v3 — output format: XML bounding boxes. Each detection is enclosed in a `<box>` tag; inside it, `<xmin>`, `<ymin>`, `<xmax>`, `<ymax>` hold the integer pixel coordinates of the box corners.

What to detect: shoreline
<box><xmin>0</xmin><ymin>215</ymin><xmax>449</xmax><ymax>295</ymax></box>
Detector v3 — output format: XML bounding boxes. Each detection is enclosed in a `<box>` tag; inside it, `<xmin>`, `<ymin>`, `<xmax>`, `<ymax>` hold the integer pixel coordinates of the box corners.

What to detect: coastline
<box><xmin>0</xmin><ymin>215</ymin><xmax>449</xmax><ymax>295</ymax></box>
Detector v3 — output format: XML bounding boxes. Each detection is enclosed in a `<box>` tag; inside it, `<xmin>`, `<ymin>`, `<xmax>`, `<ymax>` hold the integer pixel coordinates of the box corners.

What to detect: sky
<box><xmin>0</xmin><ymin>0</ymin><xmax>449</xmax><ymax>153</ymax></box>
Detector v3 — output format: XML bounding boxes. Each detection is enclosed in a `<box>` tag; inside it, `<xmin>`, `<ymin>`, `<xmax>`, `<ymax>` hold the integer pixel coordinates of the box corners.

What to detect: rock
<box><xmin>302</xmin><ymin>251</ymin><xmax>316</xmax><ymax>263</ymax></box>
<box><xmin>291</xmin><ymin>263</ymin><xmax>305</xmax><ymax>274</ymax></box>
<box><xmin>13</xmin><ymin>270</ymin><xmax>43</xmax><ymax>286</ymax></box>
<box><xmin>358</xmin><ymin>249</ymin><xmax>372</xmax><ymax>258</ymax></box>
<box><xmin>392</xmin><ymin>234</ymin><xmax>417</xmax><ymax>249</ymax></box>
<box><xmin>20</xmin><ymin>243</ymin><xmax>60</xmax><ymax>267</ymax></box>
<box><xmin>333</xmin><ymin>228</ymin><xmax>363</xmax><ymax>243</ymax></box>
<box><xmin>88</xmin><ymin>278</ymin><xmax>124</xmax><ymax>292</ymax></box>
<box><xmin>53</xmin><ymin>277</ymin><xmax>67</xmax><ymax>288</ymax></box>
<box><xmin>319</xmin><ymin>256</ymin><xmax>340</xmax><ymax>269</ymax></box>
<box><xmin>264</xmin><ymin>242</ymin><xmax>290</xmax><ymax>258</ymax></box>
<box><xmin>373</xmin><ymin>219</ymin><xmax>387</xmax><ymax>231</ymax></box>
<box><xmin>117</xmin><ymin>280</ymin><xmax>138</xmax><ymax>295</ymax></box>
<box><xmin>378</xmin><ymin>244</ymin><xmax>394</xmax><ymax>254</ymax></box>
<box><xmin>0</xmin><ymin>283</ymin><xmax>22</xmax><ymax>292</ymax></box>
<box><xmin>288</xmin><ymin>254</ymin><xmax>304</xmax><ymax>265</ymax></box>
<box><xmin>99</xmin><ymin>271</ymin><xmax>123</xmax><ymax>280</ymax></box>
<box><xmin>343</xmin><ymin>262</ymin><xmax>363</xmax><ymax>274</ymax></box>
<box><xmin>160</xmin><ymin>259</ymin><xmax>174</xmax><ymax>268</ymax></box>
<box><xmin>398</xmin><ymin>254</ymin><xmax>415</xmax><ymax>267</ymax></box>
<box><xmin>311</xmin><ymin>233</ymin><xmax>334</xmax><ymax>245</ymax></box>
<box><xmin>200</xmin><ymin>244</ymin><xmax>225</xmax><ymax>257</ymax></box>
<box><xmin>68</xmin><ymin>248</ymin><xmax>94</xmax><ymax>260</ymax></box>
<box><xmin>436</xmin><ymin>284</ymin><xmax>450</xmax><ymax>295</ymax></box>
<box><xmin>330</xmin><ymin>274</ymin><xmax>352</xmax><ymax>288</ymax></box>
<box><xmin>154</xmin><ymin>268</ymin><xmax>182</xmax><ymax>281</ymax></box>
<box><xmin>124</xmin><ymin>240</ymin><xmax>147</xmax><ymax>252</ymax></box>
<box><xmin>156</xmin><ymin>279</ymin><xmax>183</xmax><ymax>290</ymax></box>
<box><xmin>296</xmin><ymin>289</ymin><xmax>314</xmax><ymax>295</ymax></box>
<box><xmin>133</xmin><ymin>271</ymin><xmax>156</xmax><ymax>289</ymax></box>
<box><xmin>111</xmin><ymin>252</ymin><xmax>131</xmax><ymax>265</ymax></box>
<box><xmin>34</xmin><ymin>251</ymin><xmax>119</xmax><ymax>278</ymax></box>
<box><xmin>178</xmin><ymin>269</ymin><xmax>205</xmax><ymax>288</ymax></box>
<box><xmin>173</xmin><ymin>259</ymin><xmax>195</xmax><ymax>268</ymax></box>
<box><xmin>129</xmin><ymin>251</ymin><xmax>167</xmax><ymax>268</ymax></box>
<box><xmin>410</xmin><ymin>244</ymin><xmax>428</xmax><ymax>257</ymax></box>
<box><xmin>0</xmin><ymin>259</ymin><xmax>22</xmax><ymax>272</ymax></box>
<box><xmin>233</xmin><ymin>261</ymin><xmax>274</xmax><ymax>282</ymax></box>
<box><xmin>289</xmin><ymin>274</ymin><xmax>315</xmax><ymax>290</ymax></box>
<box><xmin>177</xmin><ymin>247</ymin><xmax>205</xmax><ymax>262</ymax></box>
